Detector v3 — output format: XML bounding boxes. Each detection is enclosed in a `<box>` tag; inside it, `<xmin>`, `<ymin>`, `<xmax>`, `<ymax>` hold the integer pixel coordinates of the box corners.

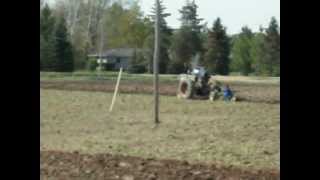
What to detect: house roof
<box><xmin>88</xmin><ymin>48</ymin><xmax>147</xmax><ymax>58</ymax></box>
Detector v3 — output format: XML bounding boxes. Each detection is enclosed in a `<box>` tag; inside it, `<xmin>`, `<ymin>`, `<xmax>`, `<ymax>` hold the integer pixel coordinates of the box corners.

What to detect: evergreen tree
<box><xmin>264</xmin><ymin>17</ymin><xmax>280</xmax><ymax>76</ymax></box>
<box><xmin>251</xmin><ymin>17</ymin><xmax>280</xmax><ymax>76</ymax></box>
<box><xmin>169</xmin><ymin>0</ymin><xmax>203</xmax><ymax>74</ymax></box>
<box><xmin>40</xmin><ymin>4</ymin><xmax>56</xmax><ymax>41</ymax></box>
<box><xmin>231</xmin><ymin>26</ymin><xmax>254</xmax><ymax>75</ymax></box>
<box><xmin>204</xmin><ymin>18</ymin><xmax>230</xmax><ymax>75</ymax></box>
<box><xmin>250</xmin><ymin>31</ymin><xmax>266</xmax><ymax>75</ymax></box>
<box><xmin>40</xmin><ymin>34</ymin><xmax>58</xmax><ymax>71</ymax></box>
<box><xmin>179</xmin><ymin>0</ymin><xmax>203</xmax><ymax>33</ymax></box>
<box><xmin>169</xmin><ymin>27</ymin><xmax>194</xmax><ymax>74</ymax></box>
<box><xmin>54</xmin><ymin>16</ymin><xmax>74</xmax><ymax>72</ymax></box>
<box><xmin>40</xmin><ymin>4</ymin><xmax>58</xmax><ymax>71</ymax></box>
<box><xmin>40</xmin><ymin>35</ymin><xmax>43</xmax><ymax>71</ymax></box>
<box><xmin>128</xmin><ymin>49</ymin><xmax>147</xmax><ymax>74</ymax></box>
<box><xmin>145</xmin><ymin>0</ymin><xmax>172</xmax><ymax>74</ymax></box>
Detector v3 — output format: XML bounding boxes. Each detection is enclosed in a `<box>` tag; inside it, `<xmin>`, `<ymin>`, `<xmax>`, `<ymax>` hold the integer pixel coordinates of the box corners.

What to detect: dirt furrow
<box><xmin>41</xmin><ymin>151</ymin><xmax>280</xmax><ymax>180</ymax></box>
<box><xmin>40</xmin><ymin>80</ymin><xmax>280</xmax><ymax>104</ymax></box>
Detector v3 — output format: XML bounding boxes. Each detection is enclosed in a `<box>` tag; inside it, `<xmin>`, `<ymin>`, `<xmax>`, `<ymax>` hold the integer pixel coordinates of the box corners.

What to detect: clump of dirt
<box><xmin>41</xmin><ymin>151</ymin><xmax>279</xmax><ymax>180</ymax></box>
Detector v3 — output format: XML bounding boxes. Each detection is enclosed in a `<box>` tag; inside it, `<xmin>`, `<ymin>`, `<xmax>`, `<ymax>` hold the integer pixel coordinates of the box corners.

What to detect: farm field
<box><xmin>40</xmin><ymin>71</ymin><xmax>280</xmax><ymax>84</ymax></box>
<box><xmin>40</xmin><ymin>72</ymin><xmax>280</xmax><ymax>104</ymax></box>
<box><xmin>39</xmin><ymin>0</ymin><xmax>280</xmax><ymax>178</ymax></box>
<box><xmin>40</xmin><ymin>83</ymin><xmax>280</xmax><ymax>179</ymax></box>
<box><xmin>41</xmin><ymin>151</ymin><xmax>279</xmax><ymax>180</ymax></box>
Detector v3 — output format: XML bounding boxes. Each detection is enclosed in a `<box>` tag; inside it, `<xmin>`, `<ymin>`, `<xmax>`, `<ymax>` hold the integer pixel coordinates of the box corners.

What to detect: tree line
<box><xmin>40</xmin><ymin>0</ymin><xmax>280</xmax><ymax>76</ymax></box>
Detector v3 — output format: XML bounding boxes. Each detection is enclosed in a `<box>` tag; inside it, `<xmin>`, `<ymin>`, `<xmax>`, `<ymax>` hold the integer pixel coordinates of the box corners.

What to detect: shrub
<box><xmin>128</xmin><ymin>65</ymin><xmax>146</xmax><ymax>74</ymax></box>
<box><xmin>86</xmin><ymin>58</ymin><xmax>98</xmax><ymax>71</ymax></box>
<box><xmin>105</xmin><ymin>63</ymin><xmax>115</xmax><ymax>71</ymax></box>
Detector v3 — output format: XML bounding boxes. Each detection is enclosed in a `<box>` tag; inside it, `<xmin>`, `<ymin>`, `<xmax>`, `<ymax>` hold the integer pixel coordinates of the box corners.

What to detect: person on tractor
<box><xmin>209</xmin><ymin>80</ymin><xmax>222</xmax><ymax>101</ymax></box>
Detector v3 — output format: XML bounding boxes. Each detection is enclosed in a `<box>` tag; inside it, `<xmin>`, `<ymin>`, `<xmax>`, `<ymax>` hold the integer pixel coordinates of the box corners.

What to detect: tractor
<box><xmin>177</xmin><ymin>66</ymin><xmax>236</xmax><ymax>101</ymax></box>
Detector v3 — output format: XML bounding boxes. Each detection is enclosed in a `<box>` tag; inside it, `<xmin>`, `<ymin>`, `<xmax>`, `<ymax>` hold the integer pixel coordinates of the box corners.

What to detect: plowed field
<box><xmin>40</xmin><ymin>80</ymin><xmax>279</xmax><ymax>104</ymax></box>
<box><xmin>41</xmin><ymin>151</ymin><xmax>279</xmax><ymax>180</ymax></box>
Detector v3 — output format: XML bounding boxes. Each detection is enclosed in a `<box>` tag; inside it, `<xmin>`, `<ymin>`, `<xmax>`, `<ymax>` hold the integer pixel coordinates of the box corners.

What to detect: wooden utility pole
<box><xmin>153</xmin><ymin>0</ymin><xmax>160</xmax><ymax>124</ymax></box>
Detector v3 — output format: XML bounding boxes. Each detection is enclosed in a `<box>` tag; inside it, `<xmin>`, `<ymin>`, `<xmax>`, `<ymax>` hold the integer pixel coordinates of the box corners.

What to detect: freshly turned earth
<box><xmin>40</xmin><ymin>151</ymin><xmax>280</xmax><ymax>180</ymax></box>
<box><xmin>40</xmin><ymin>80</ymin><xmax>279</xmax><ymax>104</ymax></box>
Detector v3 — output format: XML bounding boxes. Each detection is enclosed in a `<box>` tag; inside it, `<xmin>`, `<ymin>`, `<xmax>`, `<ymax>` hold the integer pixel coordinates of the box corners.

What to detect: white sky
<box><xmin>139</xmin><ymin>0</ymin><xmax>280</xmax><ymax>34</ymax></box>
<box><xmin>47</xmin><ymin>0</ymin><xmax>280</xmax><ymax>34</ymax></box>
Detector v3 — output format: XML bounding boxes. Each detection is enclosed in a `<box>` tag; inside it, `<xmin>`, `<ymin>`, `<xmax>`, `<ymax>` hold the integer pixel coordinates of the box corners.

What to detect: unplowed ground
<box><xmin>40</xmin><ymin>80</ymin><xmax>279</xmax><ymax>104</ymax></box>
<box><xmin>40</xmin><ymin>151</ymin><xmax>279</xmax><ymax>180</ymax></box>
<box><xmin>40</xmin><ymin>75</ymin><xmax>279</xmax><ymax>179</ymax></box>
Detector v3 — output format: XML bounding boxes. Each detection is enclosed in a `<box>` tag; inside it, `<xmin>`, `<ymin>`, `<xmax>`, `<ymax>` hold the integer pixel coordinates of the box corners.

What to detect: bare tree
<box><xmin>40</xmin><ymin>0</ymin><xmax>47</xmax><ymax>9</ymax></box>
<box><xmin>94</xmin><ymin>0</ymin><xmax>109</xmax><ymax>35</ymax></box>
<box><xmin>86</xmin><ymin>0</ymin><xmax>94</xmax><ymax>45</ymax></box>
<box><xmin>53</xmin><ymin>0</ymin><xmax>110</xmax><ymax>48</ymax></box>
<box><xmin>65</xmin><ymin>0</ymin><xmax>82</xmax><ymax>37</ymax></box>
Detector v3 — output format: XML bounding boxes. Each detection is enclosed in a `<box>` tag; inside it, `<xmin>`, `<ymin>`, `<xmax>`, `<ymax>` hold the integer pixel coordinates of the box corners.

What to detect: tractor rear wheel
<box><xmin>177</xmin><ymin>79</ymin><xmax>194</xmax><ymax>99</ymax></box>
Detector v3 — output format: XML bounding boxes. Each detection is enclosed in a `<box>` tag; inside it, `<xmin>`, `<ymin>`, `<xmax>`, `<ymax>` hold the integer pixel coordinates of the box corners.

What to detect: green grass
<box><xmin>40</xmin><ymin>89</ymin><xmax>280</xmax><ymax>170</ymax></box>
<box><xmin>40</xmin><ymin>71</ymin><xmax>179</xmax><ymax>82</ymax></box>
<box><xmin>40</xmin><ymin>71</ymin><xmax>280</xmax><ymax>86</ymax></box>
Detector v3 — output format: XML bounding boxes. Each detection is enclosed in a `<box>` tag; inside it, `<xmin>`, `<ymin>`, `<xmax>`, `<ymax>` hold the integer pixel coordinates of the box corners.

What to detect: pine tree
<box><xmin>264</xmin><ymin>17</ymin><xmax>280</xmax><ymax>76</ymax></box>
<box><xmin>54</xmin><ymin>16</ymin><xmax>74</xmax><ymax>72</ymax></box>
<box><xmin>230</xmin><ymin>26</ymin><xmax>254</xmax><ymax>75</ymax></box>
<box><xmin>40</xmin><ymin>4</ymin><xmax>56</xmax><ymax>41</ymax></box>
<box><xmin>169</xmin><ymin>27</ymin><xmax>195</xmax><ymax>73</ymax></box>
<box><xmin>40</xmin><ymin>4</ymin><xmax>58</xmax><ymax>71</ymax></box>
<box><xmin>169</xmin><ymin>0</ymin><xmax>203</xmax><ymax>74</ymax></box>
<box><xmin>145</xmin><ymin>0</ymin><xmax>172</xmax><ymax>74</ymax></box>
<box><xmin>250</xmin><ymin>31</ymin><xmax>266</xmax><ymax>75</ymax></box>
<box><xmin>179</xmin><ymin>0</ymin><xmax>203</xmax><ymax>53</ymax></box>
<box><xmin>179</xmin><ymin>0</ymin><xmax>203</xmax><ymax>33</ymax></box>
<box><xmin>40</xmin><ymin>35</ymin><xmax>43</xmax><ymax>71</ymax></box>
<box><xmin>41</xmin><ymin>34</ymin><xmax>58</xmax><ymax>71</ymax></box>
<box><xmin>128</xmin><ymin>49</ymin><xmax>147</xmax><ymax>74</ymax></box>
<box><xmin>251</xmin><ymin>17</ymin><xmax>280</xmax><ymax>76</ymax></box>
<box><xmin>204</xmin><ymin>18</ymin><xmax>230</xmax><ymax>75</ymax></box>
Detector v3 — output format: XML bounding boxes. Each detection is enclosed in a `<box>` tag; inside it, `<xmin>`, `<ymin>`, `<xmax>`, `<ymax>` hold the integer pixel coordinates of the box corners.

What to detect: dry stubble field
<box><xmin>40</xmin><ymin>86</ymin><xmax>279</xmax><ymax>179</ymax></box>
<box><xmin>40</xmin><ymin>73</ymin><xmax>280</xmax><ymax>179</ymax></box>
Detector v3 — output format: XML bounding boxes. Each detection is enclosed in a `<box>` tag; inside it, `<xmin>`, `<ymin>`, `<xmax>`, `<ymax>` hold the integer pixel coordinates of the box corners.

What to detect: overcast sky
<box><xmin>47</xmin><ymin>0</ymin><xmax>280</xmax><ymax>34</ymax></box>
<box><xmin>140</xmin><ymin>0</ymin><xmax>280</xmax><ymax>34</ymax></box>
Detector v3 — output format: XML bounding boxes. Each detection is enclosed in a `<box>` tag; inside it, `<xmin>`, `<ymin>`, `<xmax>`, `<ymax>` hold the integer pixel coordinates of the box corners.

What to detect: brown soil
<box><xmin>40</xmin><ymin>80</ymin><xmax>279</xmax><ymax>104</ymax></box>
<box><xmin>40</xmin><ymin>151</ymin><xmax>280</xmax><ymax>180</ymax></box>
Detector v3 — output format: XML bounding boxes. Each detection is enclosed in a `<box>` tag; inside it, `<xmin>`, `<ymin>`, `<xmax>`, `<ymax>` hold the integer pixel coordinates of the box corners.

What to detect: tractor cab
<box><xmin>191</xmin><ymin>66</ymin><xmax>206</xmax><ymax>78</ymax></box>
